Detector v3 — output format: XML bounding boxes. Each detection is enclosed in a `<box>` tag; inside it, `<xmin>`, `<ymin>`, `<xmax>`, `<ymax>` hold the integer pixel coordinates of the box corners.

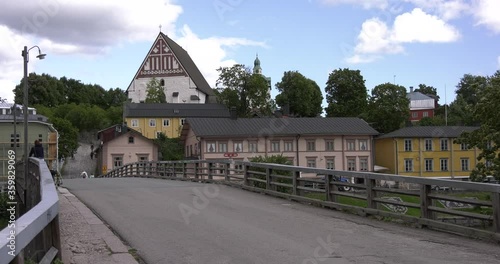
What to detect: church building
<box><xmin>126</xmin><ymin>32</ymin><xmax>216</xmax><ymax>104</ymax></box>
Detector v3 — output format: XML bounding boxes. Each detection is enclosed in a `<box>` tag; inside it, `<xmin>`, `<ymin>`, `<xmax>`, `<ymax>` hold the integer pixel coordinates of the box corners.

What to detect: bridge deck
<box><xmin>63</xmin><ymin>178</ymin><xmax>500</xmax><ymax>264</ymax></box>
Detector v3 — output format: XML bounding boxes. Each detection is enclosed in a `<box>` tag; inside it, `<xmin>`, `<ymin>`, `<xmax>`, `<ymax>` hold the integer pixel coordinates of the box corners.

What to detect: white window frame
<box><xmin>131</xmin><ymin>119</ymin><xmax>139</xmax><ymax>127</ymax></box>
<box><xmin>404</xmin><ymin>159</ymin><xmax>413</xmax><ymax>172</ymax></box>
<box><xmin>440</xmin><ymin>139</ymin><xmax>448</xmax><ymax>151</ymax></box>
<box><xmin>440</xmin><ymin>158</ymin><xmax>448</xmax><ymax>171</ymax></box>
<box><xmin>162</xmin><ymin>119</ymin><xmax>170</xmax><ymax>127</ymax></box>
<box><xmin>325</xmin><ymin>139</ymin><xmax>334</xmax><ymax>151</ymax></box>
<box><xmin>207</xmin><ymin>142</ymin><xmax>216</xmax><ymax>153</ymax></box>
<box><xmin>404</xmin><ymin>139</ymin><xmax>412</xmax><ymax>152</ymax></box>
<box><xmin>149</xmin><ymin>119</ymin><xmax>156</xmax><ymax>127</ymax></box>
<box><xmin>359</xmin><ymin>140</ymin><xmax>368</xmax><ymax>151</ymax></box>
<box><xmin>425</xmin><ymin>139</ymin><xmax>433</xmax><ymax>151</ymax></box>
<box><xmin>233</xmin><ymin>141</ymin><xmax>243</xmax><ymax>152</ymax></box>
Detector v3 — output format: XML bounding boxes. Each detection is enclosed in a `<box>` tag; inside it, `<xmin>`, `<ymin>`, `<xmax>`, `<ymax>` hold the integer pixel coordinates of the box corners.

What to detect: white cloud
<box><xmin>347</xmin><ymin>8</ymin><xmax>460</xmax><ymax>64</ymax></box>
<box><xmin>320</xmin><ymin>0</ymin><xmax>388</xmax><ymax>9</ymax></box>
<box><xmin>391</xmin><ymin>8</ymin><xmax>460</xmax><ymax>43</ymax></box>
<box><xmin>405</xmin><ymin>0</ymin><xmax>469</xmax><ymax>20</ymax></box>
<box><xmin>0</xmin><ymin>1</ymin><xmax>267</xmax><ymax>102</ymax></box>
<box><xmin>473</xmin><ymin>0</ymin><xmax>500</xmax><ymax>33</ymax></box>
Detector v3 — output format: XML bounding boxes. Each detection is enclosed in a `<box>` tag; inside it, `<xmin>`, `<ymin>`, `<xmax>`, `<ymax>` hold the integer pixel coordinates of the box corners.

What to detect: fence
<box><xmin>100</xmin><ymin>160</ymin><xmax>500</xmax><ymax>242</ymax></box>
<box><xmin>0</xmin><ymin>158</ymin><xmax>61</xmax><ymax>264</ymax></box>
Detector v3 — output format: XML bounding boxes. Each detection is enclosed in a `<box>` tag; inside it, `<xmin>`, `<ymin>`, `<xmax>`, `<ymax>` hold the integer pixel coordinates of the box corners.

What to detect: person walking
<box><xmin>29</xmin><ymin>140</ymin><xmax>44</xmax><ymax>159</ymax></box>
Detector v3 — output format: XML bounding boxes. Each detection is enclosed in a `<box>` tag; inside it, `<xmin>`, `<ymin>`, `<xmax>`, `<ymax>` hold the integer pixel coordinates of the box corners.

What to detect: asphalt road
<box><xmin>63</xmin><ymin>178</ymin><xmax>500</xmax><ymax>264</ymax></box>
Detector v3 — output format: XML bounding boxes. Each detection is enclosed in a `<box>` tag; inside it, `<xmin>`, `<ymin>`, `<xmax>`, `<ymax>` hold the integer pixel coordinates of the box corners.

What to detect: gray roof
<box><xmin>126</xmin><ymin>33</ymin><xmax>214</xmax><ymax>97</ymax></box>
<box><xmin>0</xmin><ymin>114</ymin><xmax>49</xmax><ymax>123</ymax></box>
<box><xmin>124</xmin><ymin>103</ymin><xmax>230</xmax><ymax>118</ymax></box>
<box><xmin>407</xmin><ymin>91</ymin><xmax>433</xmax><ymax>101</ymax></box>
<box><xmin>377</xmin><ymin>126</ymin><xmax>479</xmax><ymax>139</ymax></box>
<box><xmin>186</xmin><ymin>117</ymin><xmax>379</xmax><ymax>137</ymax></box>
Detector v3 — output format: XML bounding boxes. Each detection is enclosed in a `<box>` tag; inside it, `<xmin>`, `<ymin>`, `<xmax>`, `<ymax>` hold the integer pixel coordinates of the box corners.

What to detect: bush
<box><xmin>249</xmin><ymin>155</ymin><xmax>293</xmax><ymax>193</ymax></box>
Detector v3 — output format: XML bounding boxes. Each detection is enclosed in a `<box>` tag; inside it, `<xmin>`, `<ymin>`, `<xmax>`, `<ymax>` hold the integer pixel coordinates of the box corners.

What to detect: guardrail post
<box><xmin>292</xmin><ymin>170</ymin><xmax>299</xmax><ymax>196</ymax></box>
<box><xmin>52</xmin><ymin>215</ymin><xmax>62</xmax><ymax>260</ymax></box>
<box><xmin>224</xmin><ymin>163</ymin><xmax>229</xmax><ymax>181</ymax></box>
<box><xmin>194</xmin><ymin>162</ymin><xmax>198</xmax><ymax>179</ymax></box>
<box><xmin>420</xmin><ymin>184</ymin><xmax>432</xmax><ymax>223</ymax></box>
<box><xmin>266</xmin><ymin>168</ymin><xmax>272</xmax><ymax>190</ymax></box>
<box><xmin>182</xmin><ymin>162</ymin><xmax>187</xmax><ymax>178</ymax></box>
<box><xmin>366</xmin><ymin>178</ymin><xmax>377</xmax><ymax>210</ymax></box>
<box><xmin>208</xmin><ymin>162</ymin><xmax>213</xmax><ymax>180</ymax></box>
<box><xmin>243</xmin><ymin>165</ymin><xmax>249</xmax><ymax>186</ymax></box>
<box><xmin>492</xmin><ymin>192</ymin><xmax>500</xmax><ymax>233</ymax></box>
<box><xmin>325</xmin><ymin>174</ymin><xmax>335</xmax><ymax>202</ymax></box>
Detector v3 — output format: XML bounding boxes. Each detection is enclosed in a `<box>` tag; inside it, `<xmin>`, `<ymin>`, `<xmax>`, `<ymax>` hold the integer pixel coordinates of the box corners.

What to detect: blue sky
<box><xmin>1</xmin><ymin>0</ymin><xmax>499</xmax><ymax>108</ymax></box>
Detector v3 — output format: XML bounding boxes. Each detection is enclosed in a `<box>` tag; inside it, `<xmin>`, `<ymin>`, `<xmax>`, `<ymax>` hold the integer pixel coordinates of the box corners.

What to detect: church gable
<box><xmin>136</xmin><ymin>36</ymin><xmax>187</xmax><ymax>79</ymax></box>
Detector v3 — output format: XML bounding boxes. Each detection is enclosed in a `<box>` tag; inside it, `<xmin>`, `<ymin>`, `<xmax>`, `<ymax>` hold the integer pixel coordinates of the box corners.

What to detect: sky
<box><xmin>1</xmin><ymin>0</ymin><xmax>500</xmax><ymax>108</ymax></box>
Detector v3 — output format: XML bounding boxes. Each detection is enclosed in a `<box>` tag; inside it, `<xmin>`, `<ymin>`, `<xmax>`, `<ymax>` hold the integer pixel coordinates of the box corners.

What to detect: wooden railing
<box><xmin>0</xmin><ymin>158</ymin><xmax>61</xmax><ymax>264</ymax></box>
<box><xmin>100</xmin><ymin>160</ymin><xmax>500</xmax><ymax>242</ymax></box>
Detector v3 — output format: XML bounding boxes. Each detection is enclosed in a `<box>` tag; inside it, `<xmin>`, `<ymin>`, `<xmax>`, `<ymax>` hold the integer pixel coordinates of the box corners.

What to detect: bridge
<box><xmin>3</xmin><ymin>159</ymin><xmax>500</xmax><ymax>263</ymax></box>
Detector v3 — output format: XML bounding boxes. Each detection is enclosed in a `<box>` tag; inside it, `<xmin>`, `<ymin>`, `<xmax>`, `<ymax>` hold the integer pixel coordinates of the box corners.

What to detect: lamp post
<box><xmin>22</xmin><ymin>45</ymin><xmax>46</xmax><ymax>179</ymax></box>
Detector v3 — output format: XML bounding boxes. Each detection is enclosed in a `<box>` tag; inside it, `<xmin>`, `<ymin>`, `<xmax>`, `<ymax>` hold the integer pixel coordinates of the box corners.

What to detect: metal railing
<box><xmin>100</xmin><ymin>160</ymin><xmax>500</xmax><ymax>242</ymax></box>
<box><xmin>0</xmin><ymin>158</ymin><xmax>61</xmax><ymax>264</ymax></box>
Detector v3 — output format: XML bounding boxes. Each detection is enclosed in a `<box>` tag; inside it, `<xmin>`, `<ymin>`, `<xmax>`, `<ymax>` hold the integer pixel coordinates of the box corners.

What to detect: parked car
<box><xmin>316</xmin><ymin>175</ymin><xmax>351</xmax><ymax>191</ymax></box>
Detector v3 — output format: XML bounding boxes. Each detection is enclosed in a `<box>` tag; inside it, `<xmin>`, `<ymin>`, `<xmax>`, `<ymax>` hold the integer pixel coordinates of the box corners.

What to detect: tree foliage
<box><xmin>366</xmin><ymin>83</ymin><xmax>410</xmax><ymax>134</ymax></box>
<box><xmin>215</xmin><ymin>64</ymin><xmax>273</xmax><ymax>117</ymax></box>
<box><xmin>456</xmin><ymin>70</ymin><xmax>500</xmax><ymax>181</ymax></box>
<box><xmin>50</xmin><ymin>117</ymin><xmax>79</xmax><ymax>159</ymax></box>
<box><xmin>414</xmin><ymin>84</ymin><xmax>439</xmax><ymax>101</ymax></box>
<box><xmin>275</xmin><ymin>71</ymin><xmax>323</xmax><ymax>117</ymax></box>
<box><xmin>155</xmin><ymin>133</ymin><xmax>184</xmax><ymax>161</ymax></box>
<box><xmin>145</xmin><ymin>77</ymin><xmax>166</xmax><ymax>103</ymax></box>
<box><xmin>324</xmin><ymin>68</ymin><xmax>368</xmax><ymax>117</ymax></box>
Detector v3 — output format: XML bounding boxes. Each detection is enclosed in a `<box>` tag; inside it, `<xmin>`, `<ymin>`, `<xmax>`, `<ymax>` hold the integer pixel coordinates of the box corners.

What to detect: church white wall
<box><xmin>127</xmin><ymin>76</ymin><xmax>207</xmax><ymax>103</ymax></box>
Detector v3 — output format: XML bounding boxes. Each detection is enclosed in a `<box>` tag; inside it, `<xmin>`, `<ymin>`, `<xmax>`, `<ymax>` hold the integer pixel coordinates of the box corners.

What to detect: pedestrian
<box><xmin>91</xmin><ymin>143</ymin><xmax>94</xmax><ymax>152</ymax></box>
<box><xmin>90</xmin><ymin>151</ymin><xmax>94</xmax><ymax>160</ymax></box>
<box><xmin>29</xmin><ymin>140</ymin><xmax>44</xmax><ymax>159</ymax></box>
<box><xmin>80</xmin><ymin>171</ymin><xmax>88</xmax><ymax>179</ymax></box>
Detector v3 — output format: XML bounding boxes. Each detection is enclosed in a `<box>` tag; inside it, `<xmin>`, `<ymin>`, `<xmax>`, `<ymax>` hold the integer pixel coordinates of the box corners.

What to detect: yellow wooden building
<box><xmin>123</xmin><ymin>103</ymin><xmax>230</xmax><ymax>139</ymax></box>
<box><xmin>375</xmin><ymin>126</ymin><xmax>480</xmax><ymax>179</ymax></box>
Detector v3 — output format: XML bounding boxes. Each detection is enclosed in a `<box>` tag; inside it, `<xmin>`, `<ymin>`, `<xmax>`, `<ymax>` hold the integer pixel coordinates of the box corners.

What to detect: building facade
<box><xmin>96</xmin><ymin>124</ymin><xmax>158</xmax><ymax>175</ymax></box>
<box><xmin>181</xmin><ymin>117</ymin><xmax>379</xmax><ymax>174</ymax></box>
<box><xmin>123</xmin><ymin>103</ymin><xmax>230</xmax><ymax>139</ymax></box>
<box><xmin>408</xmin><ymin>87</ymin><xmax>437</xmax><ymax>123</ymax></box>
<box><xmin>375</xmin><ymin>126</ymin><xmax>479</xmax><ymax>178</ymax></box>
<box><xmin>0</xmin><ymin>103</ymin><xmax>58</xmax><ymax>179</ymax></box>
<box><xmin>126</xmin><ymin>32</ymin><xmax>215</xmax><ymax>104</ymax></box>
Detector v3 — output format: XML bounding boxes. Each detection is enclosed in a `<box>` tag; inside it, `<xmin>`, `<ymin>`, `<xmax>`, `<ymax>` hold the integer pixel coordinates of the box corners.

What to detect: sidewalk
<box><xmin>58</xmin><ymin>187</ymin><xmax>139</xmax><ymax>264</ymax></box>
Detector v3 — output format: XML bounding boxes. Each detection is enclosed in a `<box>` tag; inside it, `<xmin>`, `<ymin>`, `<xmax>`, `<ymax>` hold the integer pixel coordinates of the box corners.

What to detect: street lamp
<box><xmin>22</xmin><ymin>45</ymin><xmax>46</xmax><ymax>179</ymax></box>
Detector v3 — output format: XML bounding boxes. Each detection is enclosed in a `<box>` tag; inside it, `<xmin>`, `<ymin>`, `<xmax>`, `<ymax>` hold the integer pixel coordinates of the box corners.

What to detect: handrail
<box><xmin>0</xmin><ymin>158</ymin><xmax>60</xmax><ymax>263</ymax></box>
<box><xmin>99</xmin><ymin>159</ymin><xmax>500</xmax><ymax>242</ymax></box>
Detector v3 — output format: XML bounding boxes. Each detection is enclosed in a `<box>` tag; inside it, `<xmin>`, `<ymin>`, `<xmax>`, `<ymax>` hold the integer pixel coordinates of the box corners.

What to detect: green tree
<box><xmin>416</xmin><ymin>116</ymin><xmax>445</xmax><ymax>126</ymax></box>
<box><xmin>215</xmin><ymin>64</ymin><xmax>273</xmax><ymax>117</ymax></box>
<box><xmin>14</xmin><ymin>73</ymin><xmax>66</xmax><ymax>107</ymax></box>
<box><xmin>155</xmin><ymin>133</ymin><xmax>184</xmax><ymax>161</ymax></box>
<box><xmin>275</xmin><ymin>71</ymin><xmax>323</xmax><ymax>117</ymax></box>
<box><xmin>455</xmin><ymin>74</ymin><xmax>488</xmax><ymax>106</ymax></box>
<box><xmin>324</xmin><ymin>68</ymin><xmax>368</xmax><ymax>117</ymax></box>
<box><xmin>145</xmin><ymin>77</ymin><xmax>166</xmax><ymax>103</ymax></box>
<box><xmin>366</xmin><ymin>83</ymin><xmax>410</xmax><ymax>134</ymax></box>
<box><xmin>456</xmin><ymin>70</ymin><xmax>500</xmax><ymax>181</ymax></box>
<box><xmin>51</xmin><ymin>117</ymin><xmax>79</xmax><ymax>159</ymax></box>
<box><xmin>414</xmin><ymin>84</ymin><xmax>439</xmax><ymax>100</ymax></box>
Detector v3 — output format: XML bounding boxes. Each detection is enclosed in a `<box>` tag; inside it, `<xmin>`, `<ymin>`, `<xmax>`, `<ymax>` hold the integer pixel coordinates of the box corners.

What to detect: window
<box><xmin>325</xmin><ymin>140</ymin><xmax>334</xmax><ymax>151</ymax></box>
<box><xmin>233</xmin><ymin>141</ymin><xmax>243</xmax><ymax>152</ymax></box>
<box><xmin>404</xmin><ymin>159</ymin><xmax>413</xmax><ymax>172</ymax></box>
<box><xmin>160</xmin><ymin>79</ymin><xmax>165</xmax><ymax>86</ymax></box>
<box><xmin>149</xmin><ymin>119</ymin><xmax>156</xmax><ymax>127</ymax></box>
<box><xmin>128</xmin><ymin>137</ymin><xmax>134</xmax><ymax>144</ymax></box>
<box><xmin>412</xmin><ymin>112</ymin><xmax>418</xmax><ymax>118</ymax></box>
<box><xmin>425</xmin><ymin>139</ymin><xmax>433</xmax><ymax>151</ymax></box>
<box><xmin>486</xmin><ymin>160</ymin><xmax>493</xmax><ymax>168</ymax></box>
<box><xmin>440</xmin><ymin>139</ymin><xmax>448</xmax><ymax>151</ymax></box>
<box><xmin>346</xmin><ymin>140</ymin><xmax>355</xmax><ymax>151</ymax></box>
<box><xmin>307</xmin><ymin>158</ymin><xmax>316</xmax><ymax>168</ymax></box>
<box><xmin>359</xmin><ymin>157</ymin><xmax>368</xmax><ymax>171</ymax></box>
<box><xmin>306</xmin><ymin>140</ymin><xmax>316</xmax><ymax>151</ymax></box>
<box><xmin>359</xmin><ymin>140</ymin><xmax>368</xmax><ymax>151</ymax></box>
<box><xmin>461</xmin><ymin>158</ymin><xmax>469</xmax><ymax>171</ymax></box>
<box><xmin>425</xmin><ymin>159</ymin><xmax>433</xmax><ymax>172</ymax></box>
<box><xmin>347</xmin><ymin>157</ymin><xmax>356</xmax><ymax>171</ymax></box>
<box><xmin>162</xmin><ymin>119</ymin><xmax>170</xmax><ymax>127</ymax></box>
<box><xmin>218</xmin><ymin>142</ymin><xmax>228</xmax><ymax>153</ymax></box>
<box><xmin>284</xmin><ymin>141</ymin><xmax>293</xmax><ymax>152</ymax></box>
<box><xmin>180</xmin><ymin>118</ymin><xmax>186</xmax><ymax>126</ymax></box>
<box><xmin>10</xmin><ymin>133</ymin><xmax>20</xmax><ymax>148</ymax></box>
<box><xmin>113</xmin><ymin>155</ymin><xmax>123</xmax><ymax>169</ymax></box>
<box><xmin>404</xmin><ymin>139</ymin><xmax>412</xmax><ymax>151</ymax></box>
<box><xmin>440</xmin><ymin>158</ymin><xmax>448</xmax><ymax>171</ymax></box>
<box><xmin>271</xmin><ymin>141</ymin><xmax>280</xmax><ymax>152</ymax></box>
<box><xmin>423</xmin><ymin>111</ymin><xmax>429</xmax><ymax>117</ymax></box>
<box><xmin>248</xmin><ymin>141</ymin><xmax>258</xmax><ymax>153</ymax></box>
<box><xmin>131</xmin><ymin>119</ymin><xmax>138</xmax><ymax>127</ymax></box>
<box><xmin>207</xmin><ymin>142</ymin><xmax>216</xmax><ymax>153</ymax></box>
<box><xmin>326</xmin><ymin>158</ymin><xmax>335</xmax><ymax>170</ymax></box>
<box><xmin>460</xmin><ymin>143</ymin><xmax>469</xmax><ymax>150</ymax></box>
<box><xmin>156</xmin><ymin>132</ymin><xmax>162</xmax><ymax>138</ymax></box>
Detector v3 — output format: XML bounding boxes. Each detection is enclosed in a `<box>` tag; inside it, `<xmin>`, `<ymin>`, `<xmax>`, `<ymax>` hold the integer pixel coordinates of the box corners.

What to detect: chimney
<box><xmin>409</xmin><ymin>86</ymin><xmax>414</xmax><ymax>93</ymax></box>
<box><xmin>230</xmin><ymin>107</ymin><xmax>237</xmax><ymax>120</ymax></box>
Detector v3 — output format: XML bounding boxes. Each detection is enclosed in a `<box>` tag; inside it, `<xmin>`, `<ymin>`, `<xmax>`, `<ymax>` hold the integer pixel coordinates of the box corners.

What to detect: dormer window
<box><xmin>128</xmin><ymin>136</ymin><xmax>134</xmax><ymax>144</ymax></box>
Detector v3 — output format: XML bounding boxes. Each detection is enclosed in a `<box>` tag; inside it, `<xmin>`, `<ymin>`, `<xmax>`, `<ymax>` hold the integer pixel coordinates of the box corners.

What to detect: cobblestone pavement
<box><xmin>59</xmin><ymin>187</ymin><xmax>139</xmax><ymax>264</ymax></box>
<box><xmin>61</xmin><ymin>143</ymin><xmax>96</xmax><ymax>179</ymax></box>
